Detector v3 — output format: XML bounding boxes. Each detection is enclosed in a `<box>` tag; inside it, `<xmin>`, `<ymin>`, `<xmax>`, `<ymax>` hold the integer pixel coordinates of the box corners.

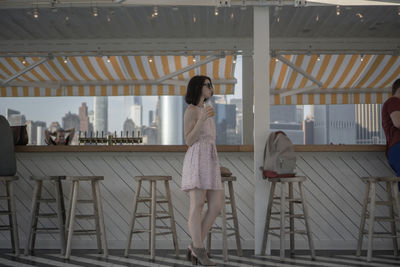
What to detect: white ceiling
<box><xmin>0</xmin><ymin>4</ymin><xmax>399</xmax><ymax>55</ymax></box>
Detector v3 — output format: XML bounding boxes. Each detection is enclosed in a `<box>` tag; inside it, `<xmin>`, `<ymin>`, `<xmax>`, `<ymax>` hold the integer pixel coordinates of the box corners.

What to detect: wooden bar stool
<box><xmin>206</xmin><ymin>176</ymin><xmax>242</xmax><ymax>262</ymax></box>
<box><xmin>65</xmin><ymin>176</ymin><xmax>108</xmax><ymax>259</ymax></box>
<box><xmin>356</xmin><ymin>176</ymin><xmax>400</xmax><ymax>262</ymax></box>
<box><xmin>261</xmin><ymin>176</ymin><xmax>315</xmax><ymax>261</ymax></box>
<box><xmin>0</xmin><ymin>176</ymin><xmax>20</xmax><ymax>256</ymax></box>
<box><xmin>124</xmin><ymin>176</ymin><xmax>179</xmax><ymax>260</ymax></box>
<box><xmin>25</xmin><ymin>176</ymin><xmax>66</xmax><ymax>256</ymax></box>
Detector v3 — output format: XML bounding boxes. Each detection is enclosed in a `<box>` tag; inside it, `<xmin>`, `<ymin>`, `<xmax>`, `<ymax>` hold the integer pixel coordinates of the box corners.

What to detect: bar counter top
<box><xmin>14</xmin><ymin>144</ymin><xmax>386</xmax><ymax>153</ymax></box>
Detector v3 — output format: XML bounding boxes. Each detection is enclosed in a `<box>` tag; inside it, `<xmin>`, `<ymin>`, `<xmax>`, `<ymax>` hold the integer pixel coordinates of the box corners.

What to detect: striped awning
<box><xmin>271</xmin><ymin>54</ymin><xmax>400</xmax><ymax>105</ymax></box>
<box><xmin>0</xmin><ymin>55</ymin><xmax>236</xmax><ymax>97</ymax></box>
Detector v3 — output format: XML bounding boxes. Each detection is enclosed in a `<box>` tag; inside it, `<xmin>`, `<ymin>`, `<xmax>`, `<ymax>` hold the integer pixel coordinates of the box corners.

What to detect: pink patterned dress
<box><xmin>181</xmin><ymin>104</ymin><xmax>223</xmax><ymax>192</ymax></box>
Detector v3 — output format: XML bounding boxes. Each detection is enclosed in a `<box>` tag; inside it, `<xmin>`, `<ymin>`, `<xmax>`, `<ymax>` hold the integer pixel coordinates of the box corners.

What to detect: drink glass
<box><xmin>204</xmin><ymin>101</ymin><xmax>214</xmax><ymax>117</ymax></box>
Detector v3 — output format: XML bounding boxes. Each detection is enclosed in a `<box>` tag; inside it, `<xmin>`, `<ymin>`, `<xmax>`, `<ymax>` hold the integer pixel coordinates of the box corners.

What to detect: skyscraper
<box><xmin>62</xmin><ymin>111</ymin><xmax>80</xmax><ymax>131</ymax></box>
<box><xmin>159</xmin><ymin>96</ymin><xmax>184</xmax><ymax>145</ymax></box>
<box><xmin>6</xmin><ymin>108</ymin><xmax>26</xmax><ymax>126</ymax></box>
<box><xmin>313</xmin><ymin>105</ymin><xmax>356</xmax><ymax>144</ymax></box>
<box><xmin>130</xmin><ymin>105</ymin><xmax>142</xmax><ymax>127</ymax></box>
<box><xmin>355</xmin><ymin>104</ymin><xmax>385</xmax><ymax>144</ymax></box>
<box><xmin>79</xmin><ymin>102</ymin><xmax>93</xmax><ymax>133</ymax></box>
<box><xmin>94</xmin><ymin>97</ymin><xmax>108</xmax><ymax>135</ymax></box>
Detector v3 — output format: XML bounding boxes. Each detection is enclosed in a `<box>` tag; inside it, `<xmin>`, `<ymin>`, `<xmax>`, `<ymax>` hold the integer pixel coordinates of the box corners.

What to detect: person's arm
<box><xmin>44</xmin><ymin>130</ymin><xmax>53</xmax><ymax>145</ymax></box>
<box><xmin>390</xmin><ymin>111</ymin><xmax>400</xmax><ymax>129</ymax></box>
<box><xmin>67</xmin><ymin>128</ymin><xmax>75</xmax><ymax>144</ymax></box>
<box><xmin>184</xmin><ymin>107</ymin><xmax>213</xmax><ymax>147</ymax></box>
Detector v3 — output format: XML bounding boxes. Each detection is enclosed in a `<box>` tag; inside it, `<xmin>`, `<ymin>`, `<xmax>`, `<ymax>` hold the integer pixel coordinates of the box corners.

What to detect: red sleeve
<box><xmin>386</xmin><ymin>97</ymin><xmax>400</xmax><ymax>115</ymax></box>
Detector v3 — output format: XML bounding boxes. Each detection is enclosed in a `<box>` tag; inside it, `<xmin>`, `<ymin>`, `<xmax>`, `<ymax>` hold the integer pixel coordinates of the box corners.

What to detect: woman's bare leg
<box><xmin>188</xmin><ymin>189</ymin><xmax>207</xmax><ymax>247</ymax></box>
<box><xmin>200</xmin><ymin>190</ymin><xmax>224</xmax><ymax>242</ymax></box>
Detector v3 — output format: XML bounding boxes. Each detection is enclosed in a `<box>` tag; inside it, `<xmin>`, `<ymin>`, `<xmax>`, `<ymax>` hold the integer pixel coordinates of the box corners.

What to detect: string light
<box><xmin>240</xmin><ymin>0</ymin><xmax>247</xmax><ymax>10</ymax></box>
<box><xmin>231</xmin><ymin>12</ymin><xmax>234</xmax><ymax>19</ymax></box>
<box><xmin>107</xmin><ymin>56</ymin><xmax>111</xmax><ymax>63</ymax></box>
<box><xmin>214</xmin><ymin>7</ymin><xmax>219</xmax><ymax>16</ymax></box>
<box><xmin>275</xmin><ymin>58</ymin><xmax>278</xmax><ymax>62</ymax></box>
<box><xmin>193</xmin><ymin>57</ymin><xmax>197</xmax><ymax>63</ymax></box>
<box><xmin>21</xmin><ymin>57</ymin><xmax>26</xmax><ymax>64</ymax></box>
<box><xmin>233</xmin><ymin>58</ymin><xmax>236</xmax><ymax>64</ymax></box>
<box><xmin>356</xmin><ymin>12</ymin><xmax>363</xmax><ymax>22</ymax></box>
<box><xmin>317</xmin><ymin>55</ymin><xmax>321</xmax><ymax>61</ymax></box>
<box><xmin>65</xmin><ymin>15</ymin><xmax>70</xmax><ymax>21</ymax></box>
<box><xmin>193</xmin><ymin>14</ymin><xmax>197</xmax><ymax>23</ymax></box>
<box><xmin>153</xmin><ymin>6</ymin><xmax>158</xmax><ymax>16</ymax></box>
<box><xmin>92</xmin><ymin>7</ymin><xmax>98</xmax><ymax>17</ymax></box>
<box><xmin>33</xmin><ymin>8</ymin><xmax>39</xmax><ymax>19</ymax></box>
<box><xmin>315</xmin><ymin>14</ymin><xmax>319</xmax><ymax>22</ymax></box>
<box><xmin>276</xmin><ymin>17</ymin><xmax>280</xmax><ymax>23</ymax></box>
<box><xmin>398</xmin><ymin>7</ymin><xmax>400</xmax><ymax>16</ymax></box>
<box><xmin>107</xmin><ymin>15</ymin><xmax>111</xmax><ymax>22</ymax></box>
<box><xmin>336</xmin><ymin>5</ymin><xmax>340</xmax><ymax>16</ymax></box>
<box><xmin>63</xmin><ymin>57</ymin><xmax>68</xmax><ymax>63</ymax></box>
<box><xmin>360</xmin><ymin>54</ymin><xmax>364</xmax><ymax>62</ymax></box>
<box><xmin>148</xmin><ymin>56</ymin><xmax>153</xmax><ymax>63</ymax></box>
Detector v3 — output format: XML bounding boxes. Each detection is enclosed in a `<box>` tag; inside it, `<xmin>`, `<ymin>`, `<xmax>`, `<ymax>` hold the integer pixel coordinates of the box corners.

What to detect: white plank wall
<box><xmin>0</xmin><ymin>151</ymin><xmax>396</xmax><ymax>250</ymax></box>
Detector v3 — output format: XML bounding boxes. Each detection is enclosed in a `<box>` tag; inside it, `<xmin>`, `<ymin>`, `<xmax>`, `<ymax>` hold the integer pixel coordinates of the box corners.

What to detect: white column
<box><xmin>253</xmin><ymin>6</ymin><xmax>270</xmax><ymax>255</ymax></box>
<box><xmin>242</xmin><ymin>51</ymin><xmax>254</xmax><ymax>145</ymax></box>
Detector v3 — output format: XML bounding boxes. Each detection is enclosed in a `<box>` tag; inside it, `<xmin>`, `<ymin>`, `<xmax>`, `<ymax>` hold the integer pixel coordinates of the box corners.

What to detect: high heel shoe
<box><xmin>191</xmin><ymin>247</ymin><xmax>216</xmax><ymax>266</ymax></box>
<box><xmin>186</xmin><ymin>242</ymin><xmax>193</xmax><ymax>262</ymax></box>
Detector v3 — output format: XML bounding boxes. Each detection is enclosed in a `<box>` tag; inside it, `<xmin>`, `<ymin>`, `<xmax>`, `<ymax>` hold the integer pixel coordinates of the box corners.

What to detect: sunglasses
<box><xmin>203</xmin><ymin>83</ymin><xmax>213</xmax><ymax>89</ymax></box>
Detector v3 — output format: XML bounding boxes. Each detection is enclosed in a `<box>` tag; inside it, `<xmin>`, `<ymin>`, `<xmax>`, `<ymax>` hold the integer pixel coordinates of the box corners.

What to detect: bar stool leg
<box><xmin>148</xmin><ymin>182</ymin><xmax>152</xmax><ymax>255</ymax></box>
<box><xmin>25</xmin><ymin>180</ymin><xmax>42</xmax><ymax>255</ymax></box>
<box><xmin>357</xmin><ymin>181</ymin><xmax>370</xmax><ymax>257</ymax></box>
<box><xmin>367</xmin><ymin>182</ymin><xmax>377</xmax><ymax>262</ymax></box>
<box><xmin>54</xmin><ymin>180</ymin><xmax>66</xmax><ymax>255</ymax></box>
<box><xmin>221</xmin><ymin>183</ymin><xmax>228</xmax><ymax>262</ymax></box>
<box><xmin>289</xmin><ymin>182</ymin><xmax>295</xmax><ymax>256</ymax></box>
<box><xmin>6</xmin><ymin>181</ymin><xmax>19</xmax><ymax>256</ymax></box>
<box><xmin>91</xmin><ymin>180</ymin><xmax>103</xmax><ymax>254</ymax></box>
<box><xmin>164</xmin><ymin>180</ymin><xmax>180</xmax><ymax>257</ymax></box>
<box><xmin>228</xmin><ymin>181</ymin><xmax>242</xmax><ymax>257</ymax></box>
<box><xmin>124</xmin><ymin>180</ymin><xmax>142</xmax><ymax>257</ymax></box>
<box><xmin>94</xmin><ymin>180</ymin><xmax>108</xmax><ymax>257</ymax></box>
<box><xmin>299</xmin><ymin>181</ymin><xmax>315</xmax><ymax>260</ymax></box>
<box><xmin>386</xmin><ymin>182</ymin><xmax>399</xmax><ymax>257</ymax></box>
<box><xmin>392</xmin><ymin>181</ymin><xmax>400</xmax><ymax>224</ymax></box>
<box><xmin>150</xmin><ymin>181</ymin><xmax>157</xmax><ymax>260</ymax></box>
<box><xmin>280</xmin><ymin>182</ymin><xmax>286</xmax><ymax>261</ymax></box>
<box><xmin>65</xmin><ymin>181</ymin><xmax>79</xmax><ymax>259</ymax></box>
<box><xmin>261</xmin><ymin>181</ymin><xmax>276</xmax><ymax>255</ymax></box>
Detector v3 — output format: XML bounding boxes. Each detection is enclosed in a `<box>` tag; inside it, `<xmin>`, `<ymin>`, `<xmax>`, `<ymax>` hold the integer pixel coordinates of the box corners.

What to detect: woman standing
<box><xmin>182</xmin><ymin>75</ymin><xmax>224</xmax><ymax>266</ymax></box>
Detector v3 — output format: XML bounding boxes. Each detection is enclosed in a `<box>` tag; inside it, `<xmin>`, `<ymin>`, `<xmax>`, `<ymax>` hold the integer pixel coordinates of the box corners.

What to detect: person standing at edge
<box><xmin>181</xmin><ymin>75</ymin><xmax>224</xmax><ymax>266</ymax></box>
<box><xmin>382</xmin><ymin>78</ymin><xmax>400</xmax><ymax>191</ymax></box>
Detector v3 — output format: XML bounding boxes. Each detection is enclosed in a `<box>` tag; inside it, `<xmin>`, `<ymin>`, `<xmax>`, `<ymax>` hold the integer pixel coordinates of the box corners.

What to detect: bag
<box><xmin>262</xmin><ymin>131</ymin><xmax>296</xmax><ymax>178</ymax></box>
<box><xmin>11</xmin><ymin>125</ymin><xmax>28</xmax><ymax>145</ymax></box>
<box><xmin>220</xmin><ymin>166</ymin><xmax>232</xmax><ymax>177</ymax></box>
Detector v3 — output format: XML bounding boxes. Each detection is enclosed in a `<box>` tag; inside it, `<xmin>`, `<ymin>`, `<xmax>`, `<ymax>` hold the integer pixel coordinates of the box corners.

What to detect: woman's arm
<box><xmin>184</xmin><ymin>107</ymin><xmax>213</xmax><ymax>147</ymax></box>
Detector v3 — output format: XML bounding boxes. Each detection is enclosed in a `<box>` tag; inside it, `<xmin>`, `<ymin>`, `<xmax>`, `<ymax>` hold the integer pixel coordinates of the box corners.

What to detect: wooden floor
<box><xmin>0</xmin><ymin>250</ymin><xmax>398</xmax><ymax>267</ymax></box>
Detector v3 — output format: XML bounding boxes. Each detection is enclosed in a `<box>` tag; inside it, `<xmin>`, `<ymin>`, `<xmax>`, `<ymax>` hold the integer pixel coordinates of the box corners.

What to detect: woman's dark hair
<box><xmin>392</xmin><ymin>78</ymin><xmax>400</xmax><ymax>96</ymax></box>
<box><xmin>185</xmin><ymin>75</ymin><xmax>213</xmax><ymax>105</ymax></box>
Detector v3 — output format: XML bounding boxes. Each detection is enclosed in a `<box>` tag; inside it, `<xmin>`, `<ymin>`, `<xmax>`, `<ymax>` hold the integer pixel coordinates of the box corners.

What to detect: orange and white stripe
<box><xmin>271</xmin><ymin>54</ymin><xmax>400</xmax><ymax>105</ymax></box>
<box><xmin>0</xmin><ymin>55</ymin><xmax>236</xmax><ymax>97</ymax></box>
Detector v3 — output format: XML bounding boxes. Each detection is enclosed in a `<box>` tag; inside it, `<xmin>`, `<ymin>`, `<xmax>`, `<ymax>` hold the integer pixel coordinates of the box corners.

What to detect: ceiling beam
<box><xmin>156</xmin><ymin>55</ymin><xmax>219</xmax><ymax>83</ymax></box>
<box><xmin>273</xmin><ymin>87</ymin><xmax>391</xmax><ymax>95</ymax></box>
<box><xmin>0</xmin><ymin>38</ymin><xmax>399</xmax><ymax>56</ymax></box>
<box><xmin>276</xmin><ymin>54</ymin><xmax>323</xmax><ymax>87</ymax></box>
